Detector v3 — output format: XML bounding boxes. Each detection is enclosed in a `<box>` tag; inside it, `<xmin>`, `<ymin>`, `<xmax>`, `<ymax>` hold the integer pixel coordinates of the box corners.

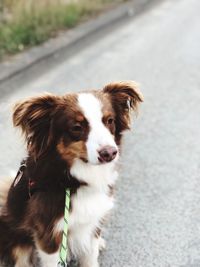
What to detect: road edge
<box><xmin>0</xmin><ymin>0</ymin><xmax>155</xmax><ymax>85</ymax></box>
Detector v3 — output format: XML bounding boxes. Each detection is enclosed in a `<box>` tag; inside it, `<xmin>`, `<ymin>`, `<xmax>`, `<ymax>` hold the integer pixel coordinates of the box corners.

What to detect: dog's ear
<box><xmin>103</xmin><ymin>81</ymin><xmax>143</xmax><ymax>132</ymax></box>
<box><xmin>13</xmin><ymin>94</ymin><xmax>59</xmax><ymax>159</ymax></box>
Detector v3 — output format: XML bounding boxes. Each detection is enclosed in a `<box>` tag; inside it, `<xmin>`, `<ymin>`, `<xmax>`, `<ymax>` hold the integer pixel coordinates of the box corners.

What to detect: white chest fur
<box><xmin>62</xmin><ymin>159</ymin><xmax>118</xmax><ymax>257</ymax></box>
<box><xmin>70</xmin><ymin>159</ymin><xmax>118</xmax><ymax>221</ymax></box>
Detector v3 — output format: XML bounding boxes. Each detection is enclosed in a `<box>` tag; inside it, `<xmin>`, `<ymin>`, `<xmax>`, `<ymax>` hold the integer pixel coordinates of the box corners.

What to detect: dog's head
<box><xmin>13</xmin><ymin>81</ymin><xmax>143</xmax><ymax>166</ymax></box>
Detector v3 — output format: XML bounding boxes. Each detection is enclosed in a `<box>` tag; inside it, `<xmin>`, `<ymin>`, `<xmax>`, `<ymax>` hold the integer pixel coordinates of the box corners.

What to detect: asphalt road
<box><xmin>1</xmin><ymin>0</ymin><xmax>200</xmax><ymax>266</ymax></box>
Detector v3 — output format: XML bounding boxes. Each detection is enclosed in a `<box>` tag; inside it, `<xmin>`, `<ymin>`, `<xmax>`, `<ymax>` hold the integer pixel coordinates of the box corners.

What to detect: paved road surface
<box><xmin>0</xmin><ymin>0</ymin><xmax>200</xmax><ymax>266</ymax></box>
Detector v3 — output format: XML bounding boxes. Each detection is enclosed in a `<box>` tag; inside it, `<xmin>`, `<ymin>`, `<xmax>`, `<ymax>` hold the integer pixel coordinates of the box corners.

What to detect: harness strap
<box><xmin>13</xmin><ymin>160</ymin><xmax>27</xmax><ymax>187</ymax></box>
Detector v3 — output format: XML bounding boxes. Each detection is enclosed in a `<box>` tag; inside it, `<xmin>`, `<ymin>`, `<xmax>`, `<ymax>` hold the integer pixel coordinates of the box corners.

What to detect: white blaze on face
<box><xmin>78</xmin><ymin>93</ymin><xmax>118</xmax><ymax>164</ymax></box>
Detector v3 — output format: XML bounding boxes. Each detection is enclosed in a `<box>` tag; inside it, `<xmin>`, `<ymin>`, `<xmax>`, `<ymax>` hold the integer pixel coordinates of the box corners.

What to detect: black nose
<box><xmin>98</xmin><ymin>146</ymin><xmax>118</xmax><ymax>163</ymax></box>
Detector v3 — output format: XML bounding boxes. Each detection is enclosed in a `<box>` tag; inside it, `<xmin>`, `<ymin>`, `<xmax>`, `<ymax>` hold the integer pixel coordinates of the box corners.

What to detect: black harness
<box><xmin>13</xmin><ymin>159</ymin><xmax>38</xmax><ymax>198</ymax></box>
<box><xmin>12</xmin><ymin>159</ymin><xmax>87</xmax><ymax>198</ymax></box>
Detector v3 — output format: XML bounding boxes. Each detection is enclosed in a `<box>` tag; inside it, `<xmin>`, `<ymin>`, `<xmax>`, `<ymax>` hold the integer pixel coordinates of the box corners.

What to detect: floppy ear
<box><xmin>13</xmin><ymin>94</ymin><xmax>59</xmax><ymax>159</ymax></box>
<box><xmin>103</xmin><ymin>81</ymin><xmax>143</xmax><ymax>133</ymax></box>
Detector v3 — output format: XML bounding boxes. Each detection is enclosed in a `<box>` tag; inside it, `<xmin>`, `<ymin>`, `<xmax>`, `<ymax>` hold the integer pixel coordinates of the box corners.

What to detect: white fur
<box><xmin>78</xmin><ymin>93</ymin><xmax>118</xmax><ymax>164</ymax></box>
<box><xmin>54</xmin><ymin>217</ymin><xmax>64</xmax><ymax>233</ymax></box>
<box><xmin>13</xmin><ymin>246</ymin><xmax>33</xmax><ymax>267</ymax></box>
<box><xmin>53</xmin><ymin>159</ymin><xmax>118</xmax><ymax>266</ymax></box>
<box><xmin>37</xmin><ymin>249</ymin><xmax>59</xmax><ymax>267</ymax></box>
<box><xmin>68</xmin><ymin>159</ymin><xmax>118</xmax><ymax>263</ymax></box>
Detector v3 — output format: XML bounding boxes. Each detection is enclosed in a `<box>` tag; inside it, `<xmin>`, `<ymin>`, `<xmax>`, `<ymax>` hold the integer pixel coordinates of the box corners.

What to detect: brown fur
<box><xmin>103</xmin><ymin>81</ymin><xmax>143</xmax><ymax>143</ymax></box>
<box><xmin>0</xmin><ymin>81</ymin><xmax>143</xmax><ymax>266</ymax></box>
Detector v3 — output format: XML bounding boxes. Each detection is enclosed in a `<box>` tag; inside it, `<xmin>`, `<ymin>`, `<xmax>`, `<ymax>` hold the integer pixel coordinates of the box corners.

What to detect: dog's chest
<box><xmin>54</xmin><ymin>160</ymin><xmax>118</xmax><ymax>257</ymax></box>
<box><xmin>69</xmin><ymin>187</ymin><xmax>113</xmax><ymax>228</ymax></box>
<box><xmin>68</xmin><ymin>159</ymin><xmax>118</xmax><ymax>228</ymax></box>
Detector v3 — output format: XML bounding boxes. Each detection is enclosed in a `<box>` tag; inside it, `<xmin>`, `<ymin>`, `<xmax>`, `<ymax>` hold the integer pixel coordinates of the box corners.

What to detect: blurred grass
<box><xmin>0</xmin><ymin>0</ymin><xmax>124</xmax><ymax>60</ymax></box>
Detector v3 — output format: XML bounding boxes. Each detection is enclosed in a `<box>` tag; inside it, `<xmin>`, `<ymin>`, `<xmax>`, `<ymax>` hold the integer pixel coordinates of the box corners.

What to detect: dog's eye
<box><xmin>107</xmin><ymin>117</ymin><xmax>114</xmax><ymax>125</ymax></box>
<box><xmin>71</xmin><ymin>124</ymin><xmax>83</xmax><ymax>133</ymax></box>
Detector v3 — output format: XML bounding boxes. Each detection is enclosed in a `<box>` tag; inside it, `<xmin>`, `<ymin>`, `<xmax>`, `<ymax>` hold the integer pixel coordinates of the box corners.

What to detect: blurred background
<box><xmin>0</xmin><ymin>0</ymin><xmax>123</xmax><ymax>59</ymax></box>
<box><xmin>0</xmin><ymin>0</ymin><xmax>200</xmax><ymax>266</ymax></box>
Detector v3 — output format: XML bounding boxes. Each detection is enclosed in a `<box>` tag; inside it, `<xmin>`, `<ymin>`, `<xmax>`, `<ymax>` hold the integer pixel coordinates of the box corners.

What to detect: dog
<box><xmin>0</xmin><ymin>81</ymin><xmax>143</xmax><ymax>267</ymax></box>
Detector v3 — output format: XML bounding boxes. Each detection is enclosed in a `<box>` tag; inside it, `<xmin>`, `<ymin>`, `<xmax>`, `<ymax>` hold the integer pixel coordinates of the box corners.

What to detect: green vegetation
<box><xmin>0</xmin><ymin>0</ymin><xmax>123</xmax><ymax>60</ymax></box>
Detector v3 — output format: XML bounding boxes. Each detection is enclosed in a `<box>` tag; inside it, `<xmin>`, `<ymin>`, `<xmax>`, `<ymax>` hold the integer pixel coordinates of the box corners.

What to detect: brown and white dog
<box><xmin>0</xmin><ymin>81</ymin><xmax>143</xmax><ymax>267</ymax></box>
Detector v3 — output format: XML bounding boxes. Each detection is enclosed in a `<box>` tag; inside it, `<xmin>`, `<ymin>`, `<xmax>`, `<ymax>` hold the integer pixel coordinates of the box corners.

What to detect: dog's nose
<box><xmin>98</xmin><ymin>146</ymin><xmax>118</xmax><ymax>163</ymax></box>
